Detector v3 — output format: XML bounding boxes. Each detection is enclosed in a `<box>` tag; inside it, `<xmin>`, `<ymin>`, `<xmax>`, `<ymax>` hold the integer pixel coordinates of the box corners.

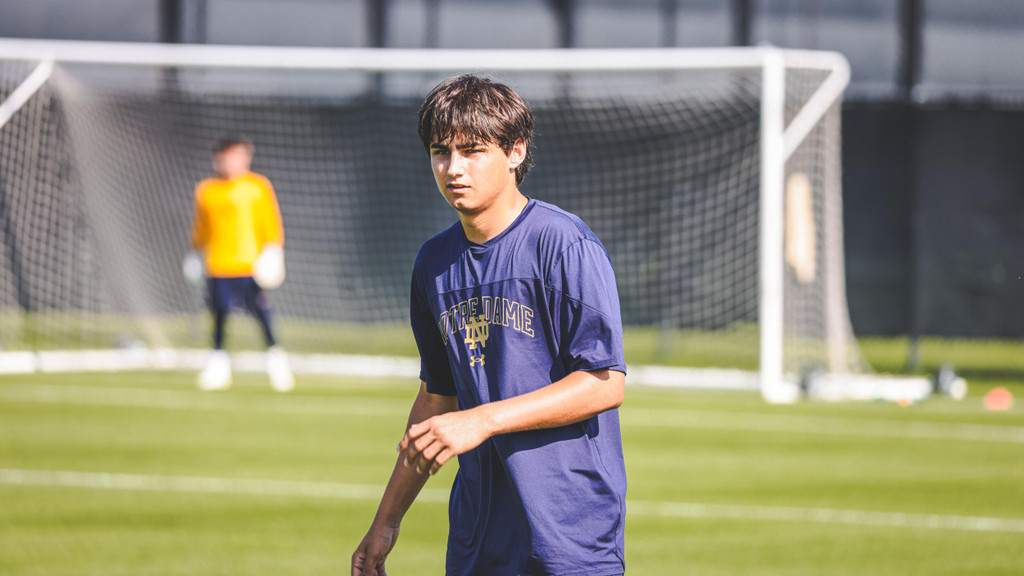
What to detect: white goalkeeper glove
<box><xmin>254</xmin><ymin>244</ymin><xmax>286</xmax><ymax>290</ymax></box>
<box><xmin>182</xmin><ymin>251</ymin><xmax>205</xmax><ymax>287</ymax></box>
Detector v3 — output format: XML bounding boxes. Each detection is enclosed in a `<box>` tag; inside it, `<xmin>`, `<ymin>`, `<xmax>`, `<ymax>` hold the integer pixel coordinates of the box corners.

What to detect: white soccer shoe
<box><xmin>198</xmin><ymin>350</ymin><xmax>232</xmax><ymax>391</ymax></box>
<box><xmin>267</xmin><ymin>346</ymin><xmax>295</xmax><ymax>393</ymax></box>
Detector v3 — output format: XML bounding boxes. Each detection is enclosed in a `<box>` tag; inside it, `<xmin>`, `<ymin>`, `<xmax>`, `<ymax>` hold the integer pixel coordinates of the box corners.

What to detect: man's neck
<box><xmin>460</xmin><ymin>191</ymin><xmax>528</xmax><ymax>245</ymax></box>
<box><xmin>217</xmin><ymin>170</ymin><xmax>248</xmax><ymax>180</ymax></box>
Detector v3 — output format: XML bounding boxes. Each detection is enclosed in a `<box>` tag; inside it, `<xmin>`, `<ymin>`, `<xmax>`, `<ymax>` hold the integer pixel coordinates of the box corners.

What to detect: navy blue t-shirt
<box><xmin>410</xmin><ymin>198</ymin><xmax>627</xmax><ymax>576</ymax></box>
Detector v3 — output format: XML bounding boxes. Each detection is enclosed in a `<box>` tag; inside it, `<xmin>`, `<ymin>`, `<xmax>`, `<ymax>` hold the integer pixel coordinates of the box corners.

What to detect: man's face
<box><xmin>430</xmin><ymin>135</ymin><xmax>525</xmax><ymax>216</ymax></box>
<box><xmin>213</xmin><ymin>144</ymin><xmax>253</xmax><ymax>179</ymax></box>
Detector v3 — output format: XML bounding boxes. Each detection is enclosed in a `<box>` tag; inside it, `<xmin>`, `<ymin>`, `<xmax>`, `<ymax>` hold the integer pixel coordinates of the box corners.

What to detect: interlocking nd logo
<box><xmin>464</xmin><ymin>315</ymin><xmax>488</xmax><ymax>367</ymax></box>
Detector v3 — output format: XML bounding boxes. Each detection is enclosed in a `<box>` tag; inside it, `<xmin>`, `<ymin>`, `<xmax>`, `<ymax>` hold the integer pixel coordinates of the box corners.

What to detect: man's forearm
<box><xmin>372</xmin><ymin>383</ymin><xmax>457</xmax><ymax>527</ymax></box>
<box><xmin>371</xmin><ymin>449</ymin><xmax>432</xmax><ymax>527</ymax></box>
<box><xmin>402</xmin><ymin>369</ymin><xmax>625</xmax><ymax>477</ymax></box>
<box><xmin>476</xmin><ymin>368</ymin><xmax>625</xmax><ymax>436</ymax></box>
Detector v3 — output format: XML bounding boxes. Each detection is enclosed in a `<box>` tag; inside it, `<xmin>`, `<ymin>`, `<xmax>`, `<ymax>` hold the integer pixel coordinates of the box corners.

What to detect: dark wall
<box><xmin>842</xmin><ymin>105</ymin><xmax>913</xmax><ymax>335</ymax></box>
<box><xmin>843</xmin><ymin>104</ymin><xmax>1024</xmax><ymax>337</ymax></box>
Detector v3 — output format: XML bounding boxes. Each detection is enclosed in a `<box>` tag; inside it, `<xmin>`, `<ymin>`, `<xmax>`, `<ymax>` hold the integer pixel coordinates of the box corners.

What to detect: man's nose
<box><xmin>447</xmin><ymin>151</ymin><xmax>466</xmax><ymax>176</ymax></box>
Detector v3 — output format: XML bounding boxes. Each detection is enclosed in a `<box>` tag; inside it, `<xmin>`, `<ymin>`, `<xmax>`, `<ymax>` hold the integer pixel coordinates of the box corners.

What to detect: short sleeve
<box><xmin>190</xmin><ymin>183</ymin><xmax>209</xmax><ymax>249</ymax></box>
<box><xmin>410</xmin><ymin>273</ymin><xmax>457</xmax><ymax>396</ymax></box>
<box><xmin>256</xmin><ymin>176</ymin><xmax>284</xmax><ymax>246</ymax></box>
<box><xmin>546</xmin><ymin>239</ymin><xmax>627</xmax><ymax>374</ymax></box>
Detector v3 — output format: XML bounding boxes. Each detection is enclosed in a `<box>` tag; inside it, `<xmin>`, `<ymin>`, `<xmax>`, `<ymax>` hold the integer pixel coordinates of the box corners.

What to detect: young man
<box><xmin>352</xmin><ymin>75</ymin><xmax>627</xmax><ymax>576</ymax></box>
<box><xmin>188</xmin><ymin>136</ymin><xmax>294</xmax><ymax>392</ymax></box>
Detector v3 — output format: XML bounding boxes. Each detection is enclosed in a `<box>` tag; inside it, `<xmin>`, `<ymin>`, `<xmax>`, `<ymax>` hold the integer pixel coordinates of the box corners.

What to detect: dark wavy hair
<box><xmin>418</xmin><ymin>74</ymin><xmax>534</xmax><ymax>186</ymax></box>
<box><xmin>214</xmin><ymin>135</ymin><xmax>253</xmax><ymax>155</ymax></box>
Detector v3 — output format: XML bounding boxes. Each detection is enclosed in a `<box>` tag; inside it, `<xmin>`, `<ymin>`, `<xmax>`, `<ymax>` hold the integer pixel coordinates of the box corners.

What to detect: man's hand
<box><xmin>253</xmin><ymin>243</ymin><xmax>285</xmax><ymax>289</ymax></box>
<box><xmin>351</xmin><ymin>523</ymin><xmax>399</xmax><ymax>576</ymax></box>
<box><xmin>400</xmin><ymin>409</ymin><xmax>492</xmax><ymax>476</ymax></box>
<box><xmin>182</xmin><ymin>251</ymin><xmax>204</xmax><ymax>287</ymax></box>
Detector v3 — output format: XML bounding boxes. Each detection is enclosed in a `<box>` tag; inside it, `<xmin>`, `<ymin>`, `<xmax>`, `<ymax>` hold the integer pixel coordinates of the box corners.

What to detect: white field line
<box><xmin>622</xmin><ymin>408</ymin><xmax>1024</xmax><ymax>445</ymax></box>
<box><xmin>2</xmin><ymin>468</ymin><xmax>1022</xmax><ymax>535</ymax></box>
<box><xmin>0</xmin><ymin>468</ymin><xmax>447</xmax><ymax>504</ymax></box>
<box><xmin>0</xmin><ymin>383</ymin><xmax>410</xmax><ymax>416</ymax></box>
<box><xmin>3</xmin><ymin>383</ymin><xmax>1024</xmax><ymax>445</ymax></box>
<box><xmin>626</xmin><ymin>499</ymin><xmax>1024</xmax><ymax>534</ymax></box>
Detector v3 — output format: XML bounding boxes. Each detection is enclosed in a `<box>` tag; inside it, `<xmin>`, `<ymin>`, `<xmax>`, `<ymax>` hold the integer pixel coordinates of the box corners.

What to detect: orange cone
<box><xmin>984</xmin><ymin>387</ymin><xmax>1014</xmax><ymax>411</ymax></box>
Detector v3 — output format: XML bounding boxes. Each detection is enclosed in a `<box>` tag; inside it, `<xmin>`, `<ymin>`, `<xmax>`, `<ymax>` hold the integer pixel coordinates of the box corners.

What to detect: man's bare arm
<box><xmin>401</xmin><ymin>368</ymin><xmax>624</xmax><ymax>477</ymax></box>
<box><xmin>351</xmin><ymin>382</ymin><xmax>458</xmax><ymax>576</ymax></box>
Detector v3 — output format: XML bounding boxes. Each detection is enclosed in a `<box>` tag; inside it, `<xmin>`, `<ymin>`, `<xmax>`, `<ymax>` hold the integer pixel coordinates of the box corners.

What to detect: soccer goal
<box><xmin>0</xmin><ymin>38</ymin><xmax>933</xmax><ymax>402</ymax></box>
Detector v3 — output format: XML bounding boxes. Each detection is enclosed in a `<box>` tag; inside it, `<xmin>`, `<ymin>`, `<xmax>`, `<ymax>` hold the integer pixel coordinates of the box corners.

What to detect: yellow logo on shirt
<box><xmin>464</xmin><ymin>315</ymin><xmax>489</xmax><ymax>349</ymax></box>
<box><xmin>437</xmin><ymin>295</ymin><xmax>534</xmax><ymax>367</ymax></box>
<box><xmin>464</xmin><ymin>315</ymin><xmax>488</xmax><ymax>367</ymax></box>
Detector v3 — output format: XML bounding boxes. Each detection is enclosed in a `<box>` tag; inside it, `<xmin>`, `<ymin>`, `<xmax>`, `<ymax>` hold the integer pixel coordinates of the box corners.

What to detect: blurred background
<box><xmin>1</xmin><ymin>0</ymin><xmax>1022</xmax><ymax>368</ymax></box>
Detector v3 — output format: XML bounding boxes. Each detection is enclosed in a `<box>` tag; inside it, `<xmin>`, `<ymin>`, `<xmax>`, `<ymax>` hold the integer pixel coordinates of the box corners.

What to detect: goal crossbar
<box><xmin>0</xmin><ymin>38</ymin><xmax>847</xmax><ymax>74</ymax></box>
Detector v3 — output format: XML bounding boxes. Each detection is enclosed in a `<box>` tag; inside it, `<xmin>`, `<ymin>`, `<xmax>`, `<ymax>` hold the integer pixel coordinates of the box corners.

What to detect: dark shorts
<box><xmin>206</xmin><ymin>276</ymin><xmax>269</xmax><ymax>316</ymax></box>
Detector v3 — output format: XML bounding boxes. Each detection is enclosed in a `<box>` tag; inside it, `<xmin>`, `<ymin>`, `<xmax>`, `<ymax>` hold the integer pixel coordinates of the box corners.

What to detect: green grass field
<box><xmin>2</xmin><ymin>369</ymin><xmax>1024</xmax><ymax>575</ymax></box>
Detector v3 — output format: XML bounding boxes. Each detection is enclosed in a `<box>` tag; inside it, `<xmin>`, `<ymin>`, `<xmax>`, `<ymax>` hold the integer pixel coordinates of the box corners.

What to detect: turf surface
<box><xmin>2</xmin><ymin>370</ymin><xmax>1023</xmax><ymax>575</ymax></box>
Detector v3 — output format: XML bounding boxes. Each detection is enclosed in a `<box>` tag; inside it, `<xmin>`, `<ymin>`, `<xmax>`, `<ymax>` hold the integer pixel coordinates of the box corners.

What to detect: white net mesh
<box><xmin>0</xmin><ymin>52</ymin><xmax>863</xmax><ymax>382</ymax></box>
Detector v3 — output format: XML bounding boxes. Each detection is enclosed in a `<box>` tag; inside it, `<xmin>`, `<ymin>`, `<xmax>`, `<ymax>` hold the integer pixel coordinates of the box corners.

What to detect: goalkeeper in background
<box><xmin>186</xmin><ymin>136</ymin><xmax>294</xmax><ymax>392</ymax></box>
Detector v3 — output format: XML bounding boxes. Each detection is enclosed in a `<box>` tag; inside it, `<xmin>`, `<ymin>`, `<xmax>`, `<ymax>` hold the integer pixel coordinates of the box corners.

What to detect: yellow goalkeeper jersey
<box><xmin>190</xmin><ymin>172</ymin><xmax>284</xmax><ymax>278</ymax></box>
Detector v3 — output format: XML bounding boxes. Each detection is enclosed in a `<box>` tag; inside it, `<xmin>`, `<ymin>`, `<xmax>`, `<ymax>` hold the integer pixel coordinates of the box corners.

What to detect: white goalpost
<box><xmin>0</xmin><ymin>38</ymin><xmax>949</xmax><ymax>402</ymax></box>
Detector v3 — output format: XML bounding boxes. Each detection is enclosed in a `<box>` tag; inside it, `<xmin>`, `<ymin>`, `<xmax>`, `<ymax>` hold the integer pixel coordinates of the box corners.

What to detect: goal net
<box><xmin>0</xmin><ymin>39</ymin><xmax>875</xmax><ymax>401</ymax></box>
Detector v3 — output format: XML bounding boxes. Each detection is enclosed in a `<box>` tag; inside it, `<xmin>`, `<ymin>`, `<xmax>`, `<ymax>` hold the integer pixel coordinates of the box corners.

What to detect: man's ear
<box><xmin>507</xmin><ymin>139</ymin><xmax>527</xmax><ymax>170</ymax></box>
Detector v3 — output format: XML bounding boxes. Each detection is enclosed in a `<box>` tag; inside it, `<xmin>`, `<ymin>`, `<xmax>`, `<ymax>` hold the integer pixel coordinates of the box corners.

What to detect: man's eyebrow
<box><xmin>430</xmin><ymin>140</ymin><xmax>485</xmax><ymax>150</ymax></box>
